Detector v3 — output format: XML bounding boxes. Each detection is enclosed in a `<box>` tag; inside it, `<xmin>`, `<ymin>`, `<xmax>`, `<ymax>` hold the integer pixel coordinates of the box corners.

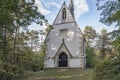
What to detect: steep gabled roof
<box><xmin>45</xmin><ymin>1</ymin><xmax>86</xmax><ymax>43</ymax></box>
<box><xmin>52</xmin><ymin>2</ymin><xmax>75</xmax><ymax>25</ymax></box>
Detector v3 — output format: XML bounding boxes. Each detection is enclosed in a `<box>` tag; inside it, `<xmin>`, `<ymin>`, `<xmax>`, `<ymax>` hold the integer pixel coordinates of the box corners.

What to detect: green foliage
<box><xmin>84</xmin><ymin>25</ymin><xmax>97</xmax><ymax>47</ymax></box>
<box><xmin>93</xmin><ymin>57</ymin><xmax>120</xmax><ymax>80</ymax></box>
<box><xmin>19</xmin><ymin>47</ymin><xmax>44</xmax><ymax>72</ymax></box>
<box><xmin>19</xmin><ymin>42</ymin><xmax>45</xmax><ymax>72</ymax></box>
<box><xmin>96</xmin><ymin>1</ymin><xmax>120</xmax><ymax>80</ymax></box>
<box><xmin>31</xmin><ymin>52</ymin><xmax>44</xmax><ymax>71</ymax></box>
<box><xmin>0</xmin><ymin>0</ymin><xmax>46</xmax><ymax>80</ymax></box>
<box><xmin>97</xmin><ymin>0</ymin><xmax>120</xmax><ymax>26</ymax></box>
<box><xmin>84</xmin><ymin>26</ymin><xmax>97</xmax><ymax>40</ymax></box>
<box><xmin>112</xmin><ymin>36</ymin><xmax>120</xmax><ymax>53</ymax></box>
<box><xmin>84</xmin><ymin>25</ymin><xmax>98</xmax><ymax>68</ymax></box>
<box><xmin>109</xmin><ymin>28</ymin><xmax>120</xmax><ymax>54</ymax></box>
<box><xmin>0</xmin><ymin>0</ymin><xmax>46</xmax><ymax>28</ymax></box>
<box><xmin>0</xmin><ymin>64</ymin><xmax>25</xmax><ymax>80</ymax></box>
<box><xmin>86</xmin><ymin>47</ymin><xmax>97</xmax><ymax>68</ymax></box>
<box><xmin>97</xmin><ymin>0</ymin><xmax>120</xmax><ymax>55</ymax></box>
<box><xmin>0</xmin><ymin>70</ymin><xmax>13</xmax><ymax>80</ymax></box>
<box><xmin>96</xmin><ymin>29</ymin><xmax>112</xmax><ymax>57</ymax></box>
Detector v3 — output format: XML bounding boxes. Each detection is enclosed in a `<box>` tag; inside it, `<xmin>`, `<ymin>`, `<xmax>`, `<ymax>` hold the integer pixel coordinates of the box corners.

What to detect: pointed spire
<box><xmin>63</xmin><ymin>1</ymin><xmax>66</xmax><ymax>5</ymax></box>
<box><xmin>69</xmin><ymin>0</ymin><xmax>74</xmax><ymax>18</ymax></box>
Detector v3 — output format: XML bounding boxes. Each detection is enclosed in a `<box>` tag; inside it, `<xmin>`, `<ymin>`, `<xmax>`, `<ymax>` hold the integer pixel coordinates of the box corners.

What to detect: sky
<box><xmin>29</xmin><ymin>0</ymin><xmax>118</xmax><ymax>33</ymax></box>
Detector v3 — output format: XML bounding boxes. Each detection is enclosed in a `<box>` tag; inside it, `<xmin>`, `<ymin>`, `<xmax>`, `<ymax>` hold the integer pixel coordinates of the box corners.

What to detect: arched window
<box><xmin>62</xmin><ymin>8</ymin><xmax>66</xmax><ymax>20</ymax></box>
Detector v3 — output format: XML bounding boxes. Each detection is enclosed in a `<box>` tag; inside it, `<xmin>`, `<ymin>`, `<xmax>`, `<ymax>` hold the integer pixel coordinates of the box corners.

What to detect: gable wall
<box><xmin>45</xmin><ymin>23</ymin><xmax>84</xmax><ymax>60</ymax></box>
<box><xmin>53</xmin><ymin>5</ymin><xmax>75</xmax><ymax>25</ymax></box>
<box><xmin>44</xmin><ymin>2</ymin><xmax>86</xmax><ymax>69</ymax></box>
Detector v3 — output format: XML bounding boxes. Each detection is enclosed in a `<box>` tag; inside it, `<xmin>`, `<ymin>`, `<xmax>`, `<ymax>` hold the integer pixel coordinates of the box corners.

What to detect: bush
<box><xmin>0</xmin><ymin>64</ymin><xmax>25</xmax><ymax>80</ymax></box>
<box><xmin>86</xmin><ymin>47</ymin><xmax>97</xmax><ymax>68</ymax></box>
<box><xmin>0</xmin><ymin>70</ymin><xmax>12</xmax><ymax>80</ymax></box>
<box><xmin>21</xmin><ymin>52</ymin><xmax>44</xmax><ymax>72</ymax></box>
<box><xmin>93</xmin><ymin>57</ymin><xmax>120</xmax><ymax>80</ymax></box>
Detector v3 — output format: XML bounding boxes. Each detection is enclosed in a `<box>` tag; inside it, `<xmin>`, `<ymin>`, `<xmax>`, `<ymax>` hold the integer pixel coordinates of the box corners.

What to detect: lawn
<box><xmin>26</xmin><ymin>68</ymin><xmax>93</xmax><ymax>80</ymax></box>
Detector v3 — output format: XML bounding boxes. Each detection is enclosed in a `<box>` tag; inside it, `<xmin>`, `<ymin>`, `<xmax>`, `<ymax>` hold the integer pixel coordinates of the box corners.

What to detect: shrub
<box><xmin>93</xmin><ymin>57</ymin><xmax>120</xmax><ymax>80</ymax></box>
<box><xmin>86</xmin><ymin>47</ymin><xmax>97</xmax><ymax>68</ymax></box>
<box><xmin>0</xmin><ymin>64</ymin><xmax>25</xmax><ymax>80</ymax></box>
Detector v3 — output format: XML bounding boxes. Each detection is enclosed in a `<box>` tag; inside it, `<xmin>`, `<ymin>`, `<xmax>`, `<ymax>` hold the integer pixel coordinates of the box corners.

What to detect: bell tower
<box><xmin>69</xmin><ymin>0</ymin><xmax>74</xmax><ymax>18</ymax></box>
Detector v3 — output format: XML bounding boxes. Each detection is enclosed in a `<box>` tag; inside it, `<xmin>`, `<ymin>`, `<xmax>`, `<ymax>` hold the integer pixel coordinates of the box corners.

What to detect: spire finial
<box><xmin>70</xmin><ymin>0</ymin><xmax>73</xmax><ymax>3</ymax></box>
<box><xmin>69</xmin><ymin>0</ymin><xmax>74</xmax><ymax>18</ymax></box>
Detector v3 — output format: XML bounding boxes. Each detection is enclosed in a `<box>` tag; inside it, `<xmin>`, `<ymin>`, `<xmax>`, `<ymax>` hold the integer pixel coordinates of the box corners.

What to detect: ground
<box><xmin>26</xmin><ymin>68</ymin><xmax>93</xmax><ymax>80</ymax></box>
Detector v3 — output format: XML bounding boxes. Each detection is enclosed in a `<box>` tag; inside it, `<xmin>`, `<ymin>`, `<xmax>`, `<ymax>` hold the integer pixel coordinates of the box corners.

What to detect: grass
<box><xmin>26</xmin><ymin>68</ymin><xmax>93</xmax><ymax>80</ymax></box>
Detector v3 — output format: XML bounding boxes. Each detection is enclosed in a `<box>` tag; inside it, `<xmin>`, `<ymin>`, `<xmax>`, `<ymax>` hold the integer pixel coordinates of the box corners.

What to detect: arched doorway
<box><xmin>59</xmin><ymin>52</ymin><xmax>68</xmax><ymax>67</ymax></box>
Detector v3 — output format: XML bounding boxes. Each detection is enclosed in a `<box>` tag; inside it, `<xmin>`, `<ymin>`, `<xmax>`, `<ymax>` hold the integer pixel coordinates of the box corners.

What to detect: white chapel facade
<box><xmin>44</xmin><ymin>0</ymin><xmax>86</xmax><ymax>69</ymax></box>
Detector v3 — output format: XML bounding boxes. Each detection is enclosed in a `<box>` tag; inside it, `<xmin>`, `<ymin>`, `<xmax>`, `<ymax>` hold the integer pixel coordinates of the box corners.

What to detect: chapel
<box><xmin>44</xmin><ymin>0</ymin><xmax>86</xmax><ymax>69</ymax></box>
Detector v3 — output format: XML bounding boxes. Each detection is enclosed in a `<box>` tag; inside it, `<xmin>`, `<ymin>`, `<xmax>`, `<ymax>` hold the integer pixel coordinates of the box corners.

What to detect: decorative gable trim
<box><xmin>53</xmin><ymin>2</ymin><xmax>67</xmax><ymax>25</ymax></box>
<box><xmin>54</xmin><ymin>39</ymin><xmax>72</xmax><ymax>58</ymax></box>
<box><xmin>52</xmin><ymin>1</ymin><xmax>76</xmax><ymax>25</ymax></box>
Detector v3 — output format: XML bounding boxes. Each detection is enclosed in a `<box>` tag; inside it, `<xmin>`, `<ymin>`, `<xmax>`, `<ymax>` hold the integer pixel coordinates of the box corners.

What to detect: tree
<box><xmin>97</xmin><ymin>0</ymin><xmax>120</xmax><ymax>27</ymax></box>
<box><xmin>86</xmin><ymin>47</ymin><xmax>96</xmax><ymax>68</ymax></box>
<box><xmin>112</xmin><ymin>36</ymin><xmax>120</xmax><ymax>54</ymax></box>
<box><xmin>84</xmin><ymin>26</ymin><xmax>97</xmax><ymax>68</ymax></box>
<box><xmin>93</xmin><ymin>57</ymin><xmax>120</xmax><ymax>80</ymax></box>
<box><xmin>26</xmin><ymin>30</ymin><xmax>40</xmax><ymax>51</ymax></box>
<box><xmin>84</xmin><ymin>25</ymin><xmax>97</xmax><ymax>47</ymax></box>
<box><xmin>95</xmin><ymin>29</ymin><xmax>112</xmax><ymax>57</ymax></box>
<box><xmin>94</xmin><ymin>1</ymin><xmax>120</xmax><ymax>80</ymax></box>
<box><xmin>109</xmin><ymin>27</ymin><xmax>120</xmax><ymax>54</ymax></box>
<box><xmin>97</xmin><ymin>0</ymin><xmax>120</xmax><ymax>55</ymax></box>
<box><xmin>18</xmin><ymin>30</ymin><xmax>45</xmax><ymax>71</ymax></box>
<box><xmin>0</xmin><ymin>0</ymin><xmax>46</xmax><ymax>79</ymax></box>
